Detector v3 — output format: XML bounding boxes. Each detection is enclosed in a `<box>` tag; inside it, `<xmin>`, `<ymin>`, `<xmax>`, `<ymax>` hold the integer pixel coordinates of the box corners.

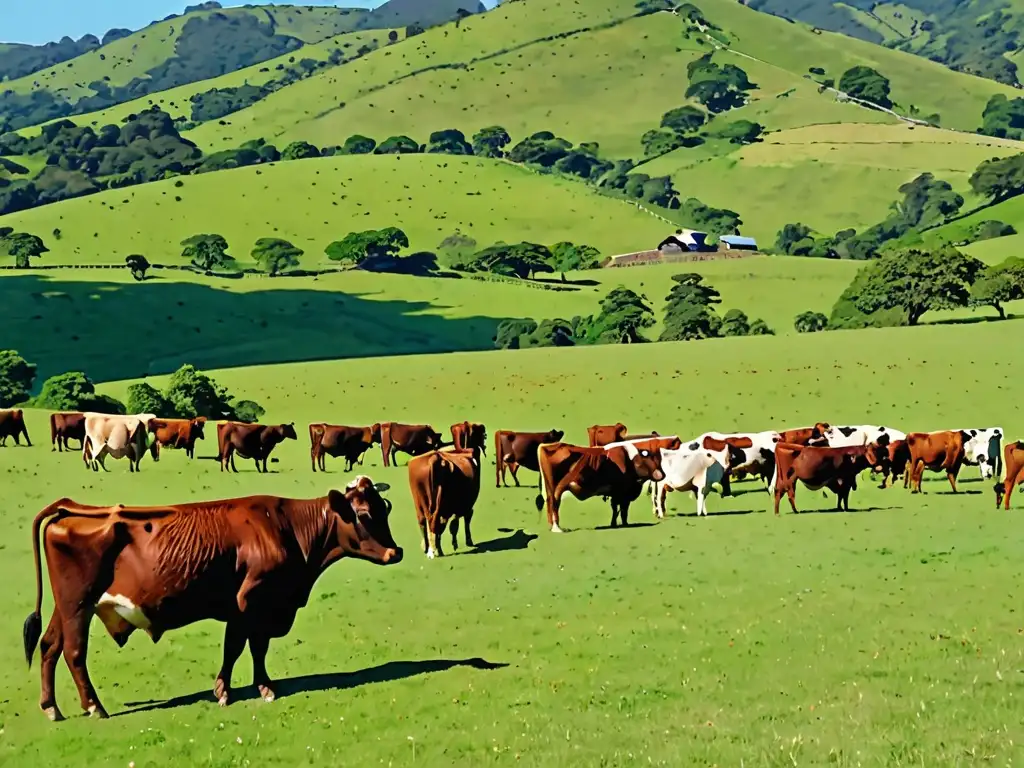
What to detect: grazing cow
<box><xmin>587</xmin><ymin>423</ymin><xmax>628</xmax><ymax>447</ymax></box>
<box><xmin>379</xmin><ymin>423</ymin><xmax>444</xmax><ymax>468</ymax></box>
<box><xmin>696</xmin><ymin>431</ymin><xmax>779</xmax><ymax>486</ymax></box>
<box><xmin>954</xmin><ymin>427</ymin><xmax>1003</xmax><ymax>480</ymax></box>
<box><xmin>22</xmin><ymin>476</ymin><xmax>401</xmax><ymax>721</ymax></box>
<box><xmin>409</xmin><ymin>448</ymin><xmax>481</xmax><ymax>559</ymax></box>
<box><xmin>824</xmin><ymin>425</ymin><xmax>905</xmax><ymax>448</ymax></box>
<box><xmin>50</xmin><ymin>412</ymin><xmax>85</xmax><ymax>452</ymax></box>
<box><xmin>147</xmin><ymin>417</ymin><xmax>206</xmax><ymax>460</ymax></box>
<box><xmin>450</xmin><ymin>421</ymin><xmax>487</xmax><ymax>454</ymax></box>
<box><xmin>218</xmin><ymin>422</ymin><xmax>297</xmax><ymax>473</ymax></box>
<box><xmin>495</xmin><ymin>429</ymin><xmax>565</xmax><ymax>488</ymax></box>
<box><xmin>778</xmin><ymin>423</ymin><xmax>830</xmax><ymax>446</ymax></box>
<box><xmin>771</xmin><ymin>442</ymin><xmax>886</xmax><ymax>514</ymax></box>
<box><xmin>0</xmin><ymin>409</ymin><xmax>31</xmax><ymax>447</ymax></box>
<box><xmin>995</xmin><ymin>441</ymin><xmax>1024</xmax><ymax>509</ymax></box>
<box><xmin>309</xmin><ymin>423</ymin><xmax>381</xmax><ymax>472</ymax></box>
<box><xmin>882</xmin><ymin>439</ymin><xmax>912</xmax><ymax>487</ymax></box>
<box><xmin>535</xmin><ymin>439</ymin><xmax>668</xmax><ymax>532</ymax></box>
<box><xmin>905</xmin><ymin>430</ymin><xmax>967</xmax><ymax>493</ymax></box>
<box><xmin>651</xmin><ymin>436</ymin><xmax>749</xmax><ymax>517</ymax></box>
<box><xmin>82</xmin><ymin>414</ymin><xmax>156</xmax><ymax>472</ymax></box>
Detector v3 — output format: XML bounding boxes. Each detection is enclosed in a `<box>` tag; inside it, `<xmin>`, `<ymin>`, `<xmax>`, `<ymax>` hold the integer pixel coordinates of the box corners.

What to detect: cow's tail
<box><xmin>49</xmin><ymin>413</ymin><xmax>57</xmax><ymax>450</ymax></box>
<box><xmin>309</xmin><ymin>423</ymin><xmax>325</xmax><ymax>459</ymax></box>
<box><xmin>768</xmin><ymin>463</ymin><xmax>778</xmax><ymax>495</ymax></box>
<box><xmin>534</xmin><ymin>446</ymin><xmax>546</xmax><ymax>517</ymax></box>
<box><xmin>25</xmin><ymin>498</ymin><xmax>74</xmax><ymax>667</ymax></box>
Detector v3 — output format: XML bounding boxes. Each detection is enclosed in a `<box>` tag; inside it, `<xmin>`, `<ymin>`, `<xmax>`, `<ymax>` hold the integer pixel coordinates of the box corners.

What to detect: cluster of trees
<box><xmin>0</xmin><ymin>33</ymin><xmax>116</xmax><ymax>83</ymax></box>
<box><xmin>685</xmin><ymin>54</ymin><xmax>755</xmax><ymax>114</ymax></box>
<box><xmin>978</xmin><ymin>94</ymin><xmax>1024</xmax><ymax>140</ymax></box>
<box><xmin>660</xmin><ymin>273</ymin><xmax>772</xmax><ymax>341</ymax></box>
<box><xmin>969</xmin><ymin>154</ymin><xmax>1024</xmax><ymax>205</ymax></box>
<box><xmin>640</xmin><ymin>103</ymin><xmax>763</xmax><ymax>160</ymax></box>
<box><xmin>970</xmin><ymin>256</ymin><xmax>1024</xmax><ymax>320</ymax></box>
<box><xmin>0</xmin><ymin>227</ymin><xmax>48</xmax><ymax>268</ymax></box>
<box><xmin>0</xmin><ymin>352</ymin><xmax>265</xmax><ymax>422</ymax></box>
<box><xmin>837</xmin><ymin>66</ymin><xmax>892</xmax><ymax>109</ymax></box>
<box><xmin>449</xmin><ymin>238</ymin><xmax>602</xmax><ymax>277</ymax></box>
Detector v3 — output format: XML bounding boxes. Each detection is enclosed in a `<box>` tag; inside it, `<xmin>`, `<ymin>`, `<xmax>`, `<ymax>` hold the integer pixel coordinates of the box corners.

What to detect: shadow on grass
<box><xmin>463</xmin><ymin>528</ymin><xmax>538</xmax><ymax>555</ymax></box>
<box><xmin>591</xmin><ymin>522</ymin><xmax>658</xmax><ymax>531</ymax></box>
<box><xmin>674</xmin><ymin>508</ymin><xmax>759</xmax><ymax>518</ymax></box>
<box><xmin>117</xmin><ymin>657</ymin><xmax>508</xmax><ymax>716</ymax></box>
<box><xmin>926</xmin><ymin>314</ymin><xmax>1020</xmax><ymax>327</ymax></box>
<box><xmin>1</xmin><ymin>273</ymin><xmax>508</xmax><ymax>382</ymax></box>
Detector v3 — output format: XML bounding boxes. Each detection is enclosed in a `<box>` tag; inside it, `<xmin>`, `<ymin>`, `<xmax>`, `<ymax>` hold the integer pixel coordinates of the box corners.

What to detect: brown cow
<box><xmin>310</xmin><ymin>423</ymin><xmax>381</xmax><ymax>472</ymax></box>
<box><xmin>995</xmin><ymin>441</ymin><xmax>1024</xmax><ymax>509</ymax></box>
<box><xmin>22</xmin><ymin>476</ymin><xmax>402</xmax><ymax>721</ymax></box>
<box><xmin>450</xmin><ymin>421</ymin><xmax>487</xmax><ymax>454</ymax></box>
<box><xmin>148</xmin><ymin>417</ymin><xmax>207</xmax><ymax>460</ymax></box>
<box><xmin>772</xmin><ymin>442</ymin><xmax>886</xmax><ymax>515</ymax></box>
<box><xmin>881</xmin><ymin>439</ymin><xmax>911</xmax><ymax>488</ymax></box>
<box><xmin>218</xmin><ymin>422</ymin><xmax>298</xmax><ymax>473</ymax></box>
<box><xmin>778</xmin><ymin>423</ymin><xmax>830</xmax><ymax>446</ymax></box>
<box><xmin>0</xmin><ymin>409</ymin><xmax>31</xmax><ymax>447</ymax></box>
<box><xmin>50</xmin><ymin>412</ymin><xmax>85</xmax><ymax>452</ymax></box>
<box><xmin>379</xmin><ymin>422</ymin><xmax>444</xmax><ymax>467</ymax></box>
<box><xmin>535</xmin><ymin>440</ymin><xmax>668</xmax><ymax>531</ymax></box>
<box><xmin>495</xmin><ymin>429</ymin><xmax>565</xmax><ymax>488</ymax></box>
<box><xmin>409</xmin><ymin>448</ymin><xmax>481</xmax><ymax>558</ymax></box>
<box><xmin>905</xmin><ymin>430</ymin><xmax>967</xmax><ymax>493</ymax></box>
<box><xmin>587</xmin><ymin>423</ymin><xmax>628</xmax><ymax>447</ymax></box>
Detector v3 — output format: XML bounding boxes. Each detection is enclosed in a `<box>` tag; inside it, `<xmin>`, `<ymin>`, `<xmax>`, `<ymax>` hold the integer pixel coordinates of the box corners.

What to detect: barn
<box><xmin>719</xmin><ymin>235</ymin><xmax>759</xmax><ymax>251</ymax></box>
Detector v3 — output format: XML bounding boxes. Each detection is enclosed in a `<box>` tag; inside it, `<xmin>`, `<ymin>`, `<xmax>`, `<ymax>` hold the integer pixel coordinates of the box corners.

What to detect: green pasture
<box><xmin>2</xmin><ymin>320</ymin><xmax>1024</xmax><ymax>765</ymax></box>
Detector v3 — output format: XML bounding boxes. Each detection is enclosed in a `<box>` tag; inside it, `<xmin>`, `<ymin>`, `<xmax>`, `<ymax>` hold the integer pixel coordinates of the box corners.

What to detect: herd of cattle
<box><xmin>4</xmin><ymin>406</ymin><xmax>1024</xmax><ymax>722</ymax></box>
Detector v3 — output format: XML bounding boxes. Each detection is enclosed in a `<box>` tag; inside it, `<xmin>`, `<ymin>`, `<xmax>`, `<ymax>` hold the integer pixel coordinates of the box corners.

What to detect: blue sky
<box><xmin>4</xmin><ymin>1</ymin><xmax>383</xmax><ymax>45</ymax></box>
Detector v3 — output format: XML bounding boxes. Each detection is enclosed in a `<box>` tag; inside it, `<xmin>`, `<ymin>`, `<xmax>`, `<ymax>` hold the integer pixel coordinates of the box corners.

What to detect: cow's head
<box><xmin>427</xmin><ymin>429</ymin><xmax>444</xmax><ymax>448</ymax></box>
<box><xmin>546</xmin><ymin>429</ymin><xmax>565</xmax><ymax>443</ymax></box>
<box><xmin>190</xmin><ymin>417</ymin><xmax>207</xmax><ymax>442</ymax></box>
<box><xmin>470</xmin><ymin>423</ymin><xmax>487</xmax><ymax>454</ymax></box>
<box><xmin>863</xmin><ymin>443</ymin><xmax>886</xmax><ymax>474</ymax></box>
<box><xmin>884</xmin><ymin>440</ymin><xmax>909</xmax><ymax>482</ymax></box>
<box><xmin>726</xmin><ymin>442</ymin><xmax>748</xmax><ymax>470</ymax></box>
<box><xmin>328</xmin><ymin>476</ymin><xmax>402</xmax><ymax>565</ymax></box>
<box><xmin>370</xmin><ymin>423</ymin><xmax>383</xmax><ymax>444</ymax></box>
<box><xmin>281</xmin><ymin>423</ymin><xmax>298</xmax><ymax>441</ymax></box>
<box><xmin>630</xmin><ymin>447</ymin><xmax>665</xmax><ymax>483</ymax></box>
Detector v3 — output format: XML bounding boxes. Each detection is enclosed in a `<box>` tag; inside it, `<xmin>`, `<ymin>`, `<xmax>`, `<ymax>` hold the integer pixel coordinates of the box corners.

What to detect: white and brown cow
<box><xmin>82</xmin><ymin>413</ymin><xmax>156</xmax><ymax>472</ymax></box>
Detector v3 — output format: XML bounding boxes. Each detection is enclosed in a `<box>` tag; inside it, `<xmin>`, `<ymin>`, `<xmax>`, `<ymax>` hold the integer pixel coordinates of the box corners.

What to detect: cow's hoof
<box><xmin>427</xmin><ymin>549</ymin><xmax>436</xmax><ymax>560</ymax></box>
<box><xmin>259</xmin><ymin>686</ymin><xmax>275</xmax><ymax>703</ymax></box>
<box><xmin>550</xmin><ymin>524</ymin><xmax>563</xmax><ymax>533</ymax></box>
<box><xmin>218</xmin><ymin>693</ymin><xmax>230</xmax><ymax>707</ymax></box>
<box><xmin>87</xmin><ymin>704</ymin><xmax>109</xmax><ymax>719</ymax></box>
<box><xmin>43</xmin><ymin>705</ymin><xmax>64</xmax><ymax>722</ymax></box>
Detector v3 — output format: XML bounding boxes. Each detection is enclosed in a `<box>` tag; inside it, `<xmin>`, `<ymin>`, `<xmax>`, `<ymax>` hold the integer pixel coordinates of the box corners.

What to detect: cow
<box><xmin>409</xmin><ymin>448</ymin><xmax>481</xmax><ymax>559</ymax></box>
<box><xmin>696</xmin><ymin>431</ymin><xmax>778</xmax><ymax>487</ymax></box>
<box><xmin>495</xmin><ymin>429</ymin><xmax>564</xmax><ymax>488</ymax></box>
<box><xmin>954</xmin><ymin>427</ymin><xmax>1003</xmax><ymax>480</ymax></box>
<box><xmin>218</xmin><ymin>422</ymin><xmax>298</xmax><ymax>473</ymax></box>
<box><xmin>778</xmin><ymin>423</ymin><xmax>830</xmax><ymax>446</ymax></box>
<box><xmin>450</xmin><ymin>421</ymin><xmax>487</xmax><ymax>454</ymax></box>
<box><xmin>379</xmin><ymin>422</ymin><xmax>444</xmax><ymax>468</ymax></box>
<box><xmin>50</xmin><ymin>412</ymin><xmax>85</xmax><ymax>452</ymax></box>
<box><xmin>22</xmin><ymin>476</ymin><xmax>402</xmax><ymax>722</ymax></box>
<box><xmin>147</xmin><ymin>417</ymin><xmax>207</xmax><ymax>460</ymax></box>
<box><xmin>82</xmin><ymin>414</ymin><xmax>156</xmax><ymax>472</ymax></box>
<box><xmin>535</xmin><ymin>438</ymin><xmax>669</xmax><ymax>532</ymax></box>
<box><xmin>905</xmin><ymin>430</ymin><xmax>967</xmax><ymax>493</ymax></box>
<box><xmin>651</xmin><ymin>436</ymin><xmax>749</xmax><ymax>518</ymax></box>
<box><xmin>0</xmin><ymin>408</ymin><xmax>31</xmax><ymax>447</ymax></box>
<box><xmin>309</xmin><ymin>423</ymin><xmax>381</xmax><ymax>472</ymax></box>
<box><xmin>822</xmin><ymin>425</ymin><xmax>905</xmax><ymax>487</ymax></box>
<box><xmin>995</xmin><ymin>441</ymin><xmax>1024</xmax><ymax>509</ymax></box>
<box><xmin>771</xmin><ymin>442</ymin><xmax>886</xmax><ymax>515</ymax></box>
<box><xmin>884</xmin><ymin>439</ymin><xmax>912</xmax><ymax>488</ymax></box>
<box><xmin>587</xmin><ymin>423</ymin><xmax>628</xmax><ymax>447</ymax></box>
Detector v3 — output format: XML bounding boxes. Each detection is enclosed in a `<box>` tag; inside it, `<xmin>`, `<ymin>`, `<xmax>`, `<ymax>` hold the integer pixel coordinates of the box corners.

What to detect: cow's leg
<box><xmin>609</xmin><ymin>500</ymin><xmax>620</xmax><ymax>528</ymax></box>
<box><xmin>620</xmin><ymin>500</ymin><xmax>630</xmax><ymax>527</ymax></box>
<box><xmin>248</xmin><ymin>633</ymin><xmax>276</xmax><ymax>703</ymax></box>
<box><xmin>947</xmin><ymin>458</ymin><xmax>962</xmax><ymax>493</ymax></box>
<box><xmin>262</xmin><ymin>457</ymin><xmax>269</xmax><ymax>473</ymax></box>
<box><xmin>61</xmin><ymin>608</ymin><xmax>106</xmax><ymax>717</ymax></box>
<box><xmin>773</xmin><ymin>486</ymin><xmax>783</xmax><ymax>516</ymax></box>
<box><xmin>418</xmin><ymin>518</ymin><xmax>429</xmax><ymax>555</ymax></box>
<box><xmin>311</xmin><ymin>449</ymin><xmax>318</xmax><ymax>473</ymax></box>
<box><xmin>463</xmin><ymin>510</ymin><xmax>475</xmax><ymax>548</ymax></box>
<box><xmin>38</xmin><ymin>612</ymin><xmax>65</xmax><ymax>721</ymax></box>
<box><xmin>214</xmin><ymin>621</ymin><xmax>248</xmax><ymax>707</ymax></box>
<box><xmin>786</xmin><ymin>484</ymin><xmax>798</xmax><ymax>514</ymax></box>
<box><xmin>433</xmin><ymin>519</ymin><xmax>446</xmax><ymax>558</ymax></box>
<box><xmin>509</xmin><ymin>462</ymin><xmax>521</xmax><ymax>487</ymax></box>
<box><xmin>450</xmin><ymin>517</ymin><xmax>460</xmax><ymax>552</ymax></box>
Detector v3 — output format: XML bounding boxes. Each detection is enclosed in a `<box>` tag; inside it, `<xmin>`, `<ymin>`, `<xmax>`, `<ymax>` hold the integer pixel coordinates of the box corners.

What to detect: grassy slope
<box><xmin>924</xmin><ymin>195</ymin><xmax>1024</xmax><ymax>254</ymax></box>
<box><xmin>3</xmin><ymin>319</ymin><xmax>1024</xmax><ymax>765</ymax></box>
<box><xmin>0</xmin><ymin>154</ymin><xmax>669</xmax><ymax>266</ymax></box>
<box><xmin>2</xmin><ymin>5</ymin><xmax>369</xmax><ymax>103</ymax></box>
<box><xmin>47</xmin><ymin>28</ymin><xmax>400</xmax><ymax>130</ymax></box>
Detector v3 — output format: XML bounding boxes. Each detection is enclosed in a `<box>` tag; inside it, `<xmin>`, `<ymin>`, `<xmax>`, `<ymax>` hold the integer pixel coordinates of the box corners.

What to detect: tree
<box><xmin>388</xmin><ymin>30</ymin><xmax>399</xmax><ymax>43</ymax></box>
<box><xmin>126</xmin><ymin>382</ymin><xmax>172</xmax><ymax>417</ymax></box>
<box><xmin>252</xmin><ymin>237</ymin><xmax>303</xmax><ymax>276</ymax></box>
<box><xmin>427</xmin><ymin>128</ymin><xmax>473</xmax><ymax>155</ymax></box>
<box><xmin>164</xmin><ymin>364</ymin><xmax>235</xmax><ymax>420</ymax></box>
<box><xmin>578</xmin><ymin>287</ymin><xmax>655</xmax><ymax>344</ymax></box>
<box><xmin>0</xmin><ymin>350</ymin><xmax>36</xmax><ymax>407</ymax></box>
<box><xmin>406</xmin><ymin>23</ymin><xmax>425</xmax><ymax>37</ymax></box>
<box><xmin>341</xmin><ymin>134</ymin><xmax>376</xmax><ymax>155</ymax></box>
<box><xmin>720</xmin><ymin>308</ymin><xmax>749</xmax><ymax>337</ymax></box>
<box><xmin>838</xmin><ymin>66</ymin><xmax>892</xmax><ymax>109</ymax></box>
<box><xmin>641</xmin><ymin>129</ymin><xmax>686</xmax><ymax>158</ymax></box>
<box><xmin>375</xmin><ymin>135</ymin><xmax>420</xmax><ymax>154</ymax></box>
<box><xmin>472</xmin><ymin>126</ymin><xmax>511</xmax><ymax>158</ymax></box>
<box><xmin>520</xmin><ymin>318</ymin><xmax>575</xmax><ymax>348</ymax></box>
<box><xmin>717</xmin><ymin>119</ymin><xmax>763</xmax><ymax>145</ymax></box>
<box><xmin>181</xmin><ymin>234</ymin><xmax>230</xmax><ymax>272</ymax></box>
<box><xmin>2</xmin><ymin>231</ymin><xmax>48</xmax><ymax>267</ymax></box>
<box><xmin>508</xmin><ymin>132</ymin><xmax>572</xmax><ymax>166</ymax></box>
<box><xmin>660</xmin><ymin>105</ymin><xmax>705</xmax><ymax>133</ymax></box>
<box><xmin>980</xmin><ymin>94</ymin><xmax>1024</xmax><ymax>140</ymax></box>
<box><xmin>33</xmin><ymin>371</ymin><xmax>125</xmax><ymax>413</ymax></box>
<box><xmin>748</xmin><ymin>319</ymin><xmax>775</xmax><ymax>335</ymax></box>
<box><xmin>660</xmin><ymin>273</ymin><xmax>723</xmax><ymax>341</ymax></box>
<box><xmin>895</xmin><ymin>173</ymin><xmax>963</xmax><ymax>229</ymax></box>
<box><xmin>233</xmin><ymin>400</ymin><xmax>265</xmax><ymax>423</ymax></box>
<box><xmin>494</xmin><ymin>318</ymin><xmax>538</xmax><ymax>350</ymax></box>
<box><xmin>850</xmin><ymin>247</ymin><xmax>985</xmax><ymax>326</ymax></box>
<box><xmin>550</xmin><ymin>242</ymin><xmax>601</xmax><ymax>271</ymax></box>
<box><xmin>281</xmin><ymin>140</ymin><xmax>320</xmax><ymax>160</ymax></box>
<box><xmin>125</xmin><ymin>253</ymin><xmax>150</xmax><ymax>281</ymax></box>
<box><xmin>325</xmin><ymin>227</ymin><xmax>409</xmax><ymax>266</ymax></box>
<box><xmin>970</xmin><ymin>257</ymin><xmax>1024</xmax><ymax>319</ymax></box>
<box><xmin>794</xmin><ymin>311</ymin><xmax>829</xmax><ymax>333</ymax></box>
<box><xmin>969</xmin><ymin>154</ymin><xmax>1024</xmax><ymax>203</ymax></box>
<box><xmin>685</xmin><ymin>78</ymin><xmax>747</xmax><ymax>114</ymax></box>
<box><xmin>774</xmin><ymin>222</ymin><xmax>815</xmax><ymax>255</ymax></box>
<box><xmin>462</xmin><ymin>242</ymin><xmax>554</xmax><ymax>279</ymax></box>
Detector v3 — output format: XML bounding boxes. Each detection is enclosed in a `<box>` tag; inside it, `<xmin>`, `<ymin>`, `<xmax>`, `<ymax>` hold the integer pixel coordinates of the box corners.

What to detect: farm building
<box><xmin>720</xmin><ymin>235</ymin><xmax>758</xmax><ymax>251</ymax></box>
<box><xmin>658</xmin><ymin>229</ymin><xmax>712</xmax><ymax>252</ymax></box>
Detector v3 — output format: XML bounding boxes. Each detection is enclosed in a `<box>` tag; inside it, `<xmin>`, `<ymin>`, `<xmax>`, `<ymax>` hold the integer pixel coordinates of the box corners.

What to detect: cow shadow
<box><xmin>674</xmin><ymin>508</ymin><xmax>758</xmax><ymax>518</ymax></box>
<box><xmin>463</xmin><ymin>528</ymin><xmax>538</xmax><ymax>555</ymax></box>
<box><xmin>592</xmin><ymin>522</ymin><xmax>657</xmax><ymax>531</ymax></box>
<box><xmin>116</xmin><ymin>657</ymin><xmax>508</xmax><ymax>716</ymax></box>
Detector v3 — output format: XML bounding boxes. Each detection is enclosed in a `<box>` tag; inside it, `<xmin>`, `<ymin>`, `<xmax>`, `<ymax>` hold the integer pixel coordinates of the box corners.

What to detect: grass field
<box><xmin>0</xmin><ymin>155</ymin><xmax>669</xmax><ymax>267</ymax></box>
<box><xmin>3</xmin><ymin>319</ymin><xmax>1024</xmax><ymax>765</ymax></box>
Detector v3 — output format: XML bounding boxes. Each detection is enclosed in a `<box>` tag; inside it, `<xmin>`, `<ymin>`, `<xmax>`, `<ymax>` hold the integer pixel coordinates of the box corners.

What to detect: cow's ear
<box><xmin>328</xmin><ymin>489</ymin><xmax>357</xmax><ymax>523</ymax></box>
<box><xmin>373</xmin><ymin>482</ymin><xmax>391</xmax><ymax>493</ymax></box>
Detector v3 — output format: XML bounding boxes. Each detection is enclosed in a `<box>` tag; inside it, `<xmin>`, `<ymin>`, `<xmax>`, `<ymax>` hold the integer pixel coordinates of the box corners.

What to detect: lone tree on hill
<box><xmin>660</xmin><ymin>273</ymin><xmax>722</xmax><ymax>341</ymax></box>
<box><xmin>181</xmin><ymin>234</ymin><xmax>230</xmax><ymax>273</ymax></box>
<box><xmin>375</xmin><ymin>135</ymin><xmax>420</xmax><ymax>154</ymax></box>
<box><xmin>252</xmin><ymin>238</ymin><xmax>303</xmax><ymax>276</ymax></box>
<box><xmin>2</xmin><ymin>231</ymin><xmax>48</xmax><ymax>268</ymax></box>
<box><xmin>341</xmin><ymin>134</ymin><xmax>376</xmax><ymax>155</ymax></box>
<box><xmin>794</xmin><ymin>311</ymin><xmax>829</xmax><ymax>333</ymax></box>
<box><xmin>969</xmin><ymin>154</ymin><xmax>1024</xmax><ymax>204</ymax></box>
<box><xmin>970</xmin><ymin>257</ymin><xmax>1024</xmax><ymax>319</ymax></box>
<box><xmin>838</xmin><ymin>66</ymin><xmax>892</xmax><ymax>109</ymax></box>
<box><xmin>0</xmin><ymin>349</ymin><xmax>37</xmax><ymax>407</ymax></box>
<box><xmin>472</xmin><ymin>126</ymin><xmax>511</xmax><ymax>158</ymax></box>
<box><xmin>850</xmin><ymin>247</ymin><xmax>984</xmax><ymax>326</ymax></box>
<box><xmin>427</xmin><ymin>129</ymin><xmax>473</xmax><ymax>155</ymax></box>
<box><xmin>325</xmin><ymin>227</ymin><xmax>409</xmax><ymax>266</ymax></box>
<box><xmin>125</xmin><ymin>254</ymin><xmax>150</xmax><ymax>281</ymax></box>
